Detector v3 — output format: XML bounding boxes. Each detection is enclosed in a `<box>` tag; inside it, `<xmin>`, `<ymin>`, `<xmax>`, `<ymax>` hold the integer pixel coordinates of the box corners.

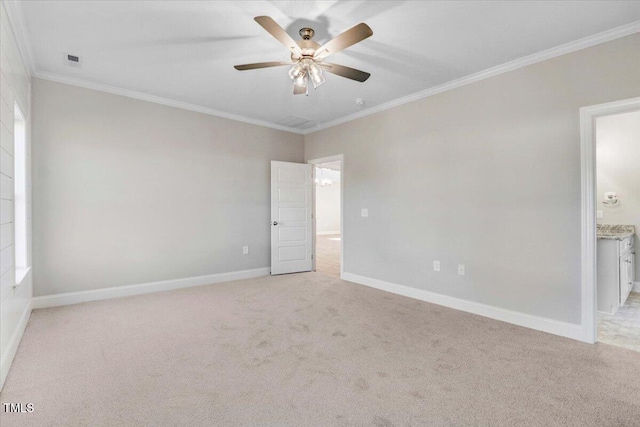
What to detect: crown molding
<box><xmin>2</xmin><ymin>0</ymin><xmax>35</xmax><ymax>75</ymax></box>
<box><xmin>302</xmin><ymin>20</ymin><xmax>640</xmax><ymax>135</ymax></box>
<box><xmin>33</xmin><ymin>71</ymin><xmax>305</xmax><ymax>135</ymax></box>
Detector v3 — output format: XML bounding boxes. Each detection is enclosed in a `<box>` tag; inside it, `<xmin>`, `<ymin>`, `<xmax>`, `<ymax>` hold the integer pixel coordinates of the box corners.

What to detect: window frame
<box><xmin>13</xmin><ymin>102</ymin><xmax>29</xmax><ymax>285</ymax></box>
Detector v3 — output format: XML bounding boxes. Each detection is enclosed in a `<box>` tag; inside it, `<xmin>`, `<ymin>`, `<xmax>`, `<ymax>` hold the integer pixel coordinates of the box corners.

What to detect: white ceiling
<box><xmin>316</xmin><ymin>160</ymin><xmax>341</xmax><ymax>171</ymax></box>
<box><xmin>17</xmin><ymin>1</ymin><xmax>640</xmax><ymax>133</ymax></box>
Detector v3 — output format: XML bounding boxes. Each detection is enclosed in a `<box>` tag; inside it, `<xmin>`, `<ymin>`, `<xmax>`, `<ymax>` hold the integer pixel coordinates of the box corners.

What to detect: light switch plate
<box><xmin>596</xmin><ymin>210</ymin><xmax>603</xmax><ymax>219</ymax></box>
<box><xmin>242</xmin><ymin>246</ymin><xmax>249</xmax><ymax>255</ymax></box>
<box><xmin>361</xmin><ymin>208</ymin><xmax>368</xmax><ymax>217</ymax></box>
<box><xmin>434</xmin><ymin>261</ymin><xmax>440</xmax><ymax>272</ymax></box>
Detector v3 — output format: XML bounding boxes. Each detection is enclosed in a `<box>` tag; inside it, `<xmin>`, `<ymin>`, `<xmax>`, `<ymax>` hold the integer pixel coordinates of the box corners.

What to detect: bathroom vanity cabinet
<box><xmin>597</xmin><ymin>233</ymin><xmax>636</xmax><ymax>315</ymax></box>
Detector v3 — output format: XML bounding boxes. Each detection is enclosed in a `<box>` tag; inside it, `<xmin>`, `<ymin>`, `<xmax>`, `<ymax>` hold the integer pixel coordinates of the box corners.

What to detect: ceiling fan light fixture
<box><xmin>288</xmin><ymin>62</ymin><xmax>305</xmax><ymax>80</ymax></box>
<box><xmin>310</xmin><ymin>73</ymin><xmax>325</xmax><ymax>89</ymax></box>
<box><xmin>293</xmin><ymin>72</ymin><xmax>308</xmax><ymax>88</ymax></box>
<box><xmin>308</xmin><ymin>62</ymin><xmax>325</xmax><ymax>89</ymax></box>
<box><xmin>235</xmin><ymin>17</ymin><xmax>373</xmax><ymax>95</ymax></box>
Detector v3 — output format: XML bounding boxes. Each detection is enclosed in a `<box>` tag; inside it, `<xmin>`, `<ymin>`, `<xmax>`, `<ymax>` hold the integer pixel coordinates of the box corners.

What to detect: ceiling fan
<box><xmin>234</xmin><ymin>16</ymin><xmax>373</xmax><ymax>95</ymax></box>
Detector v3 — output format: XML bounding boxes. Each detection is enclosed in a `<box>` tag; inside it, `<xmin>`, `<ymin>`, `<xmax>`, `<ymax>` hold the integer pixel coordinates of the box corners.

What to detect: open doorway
<box><xmin>309</xmin><ymin>155</ymin><xmax>343</xmax><ymax>279</ymax></box>
<box><xmin>580</xmin><ymin>97</ymin><xmax>640</xmax><ymax>347</ymax></box>
<box><xmin>594</xmin><ymin>110</ymin><xmax>640</xmax><ymax>351</ymax></box>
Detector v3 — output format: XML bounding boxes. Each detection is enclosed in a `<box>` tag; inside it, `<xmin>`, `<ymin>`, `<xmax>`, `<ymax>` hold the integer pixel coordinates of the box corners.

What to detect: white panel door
<box><xmin>271</xmin><ymin>161</ymin><xmax>312</xmax><ymax>275</ymax></box>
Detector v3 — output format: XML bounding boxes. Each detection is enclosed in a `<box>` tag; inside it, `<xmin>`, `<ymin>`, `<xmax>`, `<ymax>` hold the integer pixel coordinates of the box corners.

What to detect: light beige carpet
<box><xmin>1</xmin><ymin>272</ymin><xmax>640</xmax><ymax>426</ymax></box>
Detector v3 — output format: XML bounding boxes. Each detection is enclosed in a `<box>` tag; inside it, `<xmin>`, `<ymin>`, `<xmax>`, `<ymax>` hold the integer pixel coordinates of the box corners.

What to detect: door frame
<box><xmin>308</xmin><ymin>154</ymin><xmax>344</xmax><ymax>278</ymax></box>
<box><xmin>580</xmin><ymin>96</ymin><xmax>640</xmax><ymax>344</ymax></box>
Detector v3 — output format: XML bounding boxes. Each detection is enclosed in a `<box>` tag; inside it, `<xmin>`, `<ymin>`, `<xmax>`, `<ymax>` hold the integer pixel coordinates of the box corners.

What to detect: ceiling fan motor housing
<box><xmin>299</xmin><ymin>27</ymin><xmax>315</xmax><ymax>40</ymax></box>
<box><xmin>292</xmin><ymin>39</ymin><xmax>321</xmax><ymax>59</ymax></box>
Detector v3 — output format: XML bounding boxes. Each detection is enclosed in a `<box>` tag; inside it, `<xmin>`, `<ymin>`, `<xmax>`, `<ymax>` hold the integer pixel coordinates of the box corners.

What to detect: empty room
<box><xmin>1</xmin><ymin>1</ymin><xmax>640</xmax><ymax>425</ymax></box>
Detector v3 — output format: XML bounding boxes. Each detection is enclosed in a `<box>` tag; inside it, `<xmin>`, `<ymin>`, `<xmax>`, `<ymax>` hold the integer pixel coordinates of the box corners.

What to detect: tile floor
<box><xmin>598</xmin><ymin>292</ymin><xmax>640</xmax><ymax>352</ymax></box>
<box><xmin>315</xmin><ymin>234</ymin><xmax>340</xmax><ymax>278</ymax></box>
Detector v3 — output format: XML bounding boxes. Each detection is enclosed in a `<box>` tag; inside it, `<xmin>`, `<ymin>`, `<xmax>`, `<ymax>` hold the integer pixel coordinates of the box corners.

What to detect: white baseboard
<box><xmin>1</xmin><ymin>300</ymin><xmax>32</xmax><ymax>390</ymax></box>
<box><xmin>32</xmin><ymin>267</ymin><xmax>271</xmax><ymax>309</ymax></box>
<box><xmin>317</xmin><ymin>231</ymin><xmax>340</xmax><ymax>236</ymax></box>
<box><xmin>340</xmin><ymin>272</ymin><xmax>587</xmax><ymax>343</ymax></box>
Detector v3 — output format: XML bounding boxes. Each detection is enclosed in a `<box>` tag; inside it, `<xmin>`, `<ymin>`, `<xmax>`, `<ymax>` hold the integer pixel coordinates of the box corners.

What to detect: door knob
<box><xmin>272</xmin><ymin>221</ymin><xmax>278</xmax><ymax>226</ymax></box>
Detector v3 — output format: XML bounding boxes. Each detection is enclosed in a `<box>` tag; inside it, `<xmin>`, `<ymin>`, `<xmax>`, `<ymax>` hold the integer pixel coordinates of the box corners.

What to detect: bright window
<box><xmin>14</xmin><ymin>103</ymin><xmax>28</xmax><ymax>282</ymax></box>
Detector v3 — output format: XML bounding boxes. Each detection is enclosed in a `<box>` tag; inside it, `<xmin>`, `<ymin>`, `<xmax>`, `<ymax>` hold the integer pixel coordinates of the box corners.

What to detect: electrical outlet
<box><xmin>458</xmin><ymin>264</ymin><xmax>465</xmax><ymax>276</ymax></box>
<box><xmin>433</xmin><ymin>260</ymin><xmax>440</xmax><ymax>272</ymax></box>
<box><xmin>242</xmin><ymin>246</ymin><xmax>249</xmax><ymax>255</ymax></box>
<box><xmin>361</xmin><ymin>208</ymin><xmax>368</xmax><ymax>217</ymax></box>
<box><xmin>597</xmin><ymin>210</ymin><xmax>603</xmax><ymax>219</ymax></box>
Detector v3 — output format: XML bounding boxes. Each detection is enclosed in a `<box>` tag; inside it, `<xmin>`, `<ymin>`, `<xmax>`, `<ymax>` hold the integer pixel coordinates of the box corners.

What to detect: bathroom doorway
<box><xmin>581</xmin><ymin>97</ymin><xmax>640</xmax><ymax>349</ymax></box>
<box><xmin>309</xmin><ymin>155</ymin><xmax>343</xmax><ymax>279</ymax></box>
<box><xmin>594</xmin><ymin>110</ymin><xmax>640</xmax><ymax>351</ymax></box>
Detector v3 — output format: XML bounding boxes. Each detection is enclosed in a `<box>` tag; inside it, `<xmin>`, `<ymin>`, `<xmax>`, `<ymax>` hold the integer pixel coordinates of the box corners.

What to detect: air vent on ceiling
<box><xmin>275</xmin><ymin>116</ymin><xmax>316</xmax><ymax>130</ymax></box>
<box><xmin>65</xmin><ymin>53</ymin><xmax>82</xmax><ymax>68</ymax></box>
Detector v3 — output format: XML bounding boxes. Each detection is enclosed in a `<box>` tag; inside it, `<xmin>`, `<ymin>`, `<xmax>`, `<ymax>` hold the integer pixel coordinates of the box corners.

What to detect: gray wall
<box><xmin>305</xmin><ymin>34</ymin><xmax>640</xmax><ymax>325</ymax></box>
<box><xmin>597</xmin><ymin>110</ymin><xmax>640</xmax><ymax>278</ymax></box>
<box><xmin>32</xmin><ymin>78</ymin><xmax>304</xmax><ymax>297</ymax></box>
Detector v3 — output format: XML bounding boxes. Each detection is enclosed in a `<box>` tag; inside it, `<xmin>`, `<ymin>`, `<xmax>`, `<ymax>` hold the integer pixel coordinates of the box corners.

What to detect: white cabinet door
<box><xmin>620</xmin><ymin>252</ymin><xmax>632</xmax><ymax>305</ymax></box>
<box><xmin>630</xmin><ymin>242</ymin><xmax>636</xmax><ymax>285</ymax></box>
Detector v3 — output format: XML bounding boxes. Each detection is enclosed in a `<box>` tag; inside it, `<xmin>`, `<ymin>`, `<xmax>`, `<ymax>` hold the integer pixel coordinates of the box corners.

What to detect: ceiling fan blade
<box><xmin>293</xmin><ymin>84</ymin><xmax>307</xmax><ymax>95</ymax></box>
<box><xmin>234</xmin><ymin>61</ymin><xmax>292</xmax><ymax>71</ymax></box>
<box><xmin>254</xmin><ymin>16</ymin><xmax>303</xmax><ymax>56</ymax></box>
<box><xmin>314</xmin><ymin>23</ymin><xmax>373</xmax><ymax>60</ymax></box>
<box><xmin>319</xmin><ymin>62</ymin><xmax>371</xmax><ymax>82</ymax></box>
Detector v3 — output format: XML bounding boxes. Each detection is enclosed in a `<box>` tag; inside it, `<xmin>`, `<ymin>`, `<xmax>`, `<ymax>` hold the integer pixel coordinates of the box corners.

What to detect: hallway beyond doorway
<box><xmin>316</xmin><ymin>234</ymin><xmax>340</xmax><ymax>278</ymax></box>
